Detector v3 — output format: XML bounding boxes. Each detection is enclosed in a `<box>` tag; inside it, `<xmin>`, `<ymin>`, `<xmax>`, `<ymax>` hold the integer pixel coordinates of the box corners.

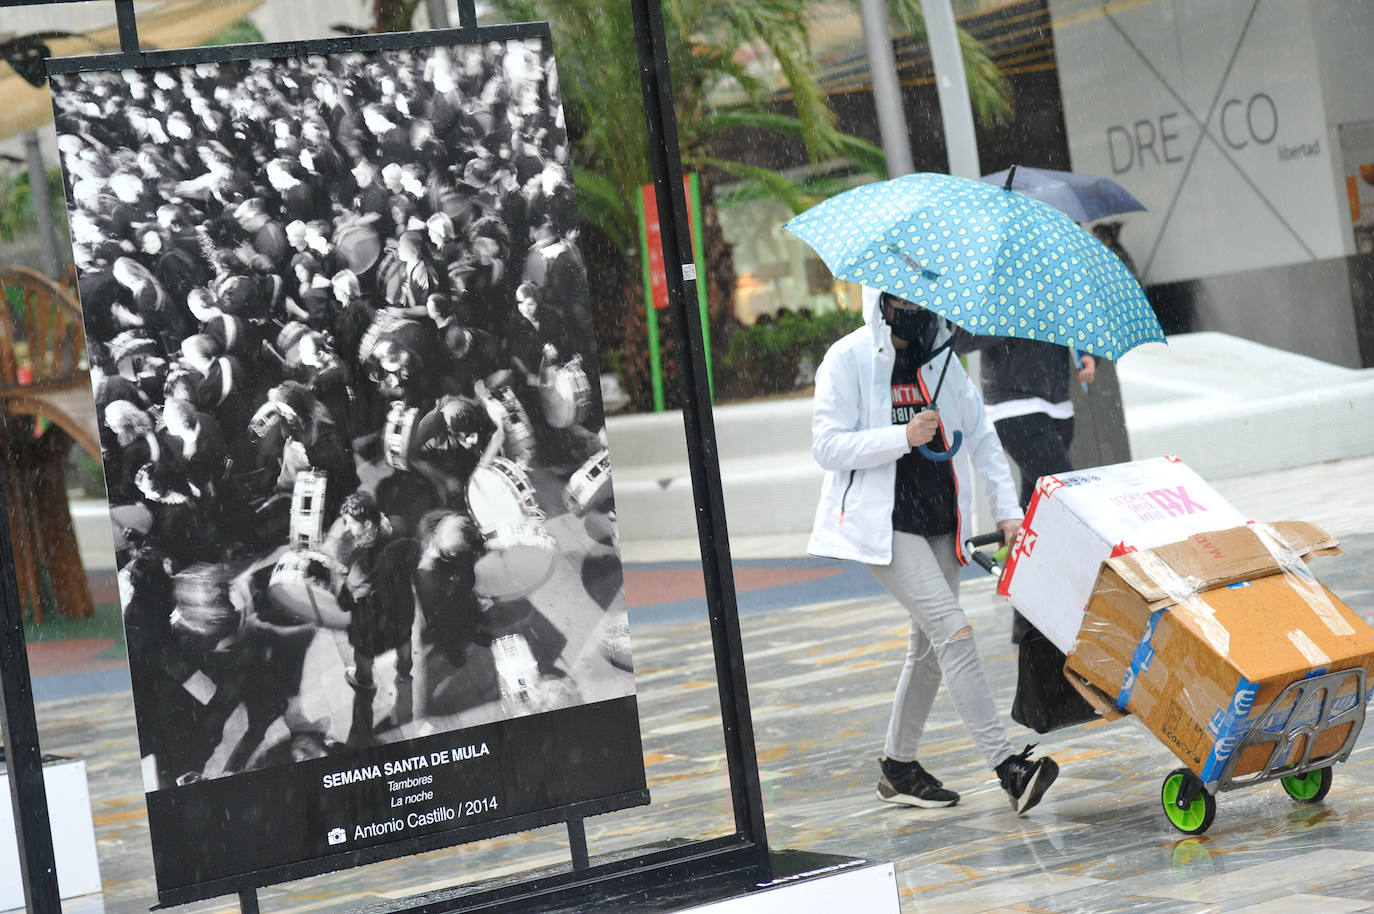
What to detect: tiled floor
<box><xmin>18</xmin><ymin>455</ymin><xmax>1374</xmax><ymax>912</ymax></box>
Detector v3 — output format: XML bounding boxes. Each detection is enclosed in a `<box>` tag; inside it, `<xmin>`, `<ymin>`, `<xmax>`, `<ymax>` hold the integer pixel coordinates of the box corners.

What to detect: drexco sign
<box><xmin>1050</xmin><ymin>0</ymin><xmax>1346</xmax><ymax>285</ymax></box>
<box><xmin>1106</xmin><ymin>93</ymin><xmax>1278</xmax><ymax>175</ymax></box>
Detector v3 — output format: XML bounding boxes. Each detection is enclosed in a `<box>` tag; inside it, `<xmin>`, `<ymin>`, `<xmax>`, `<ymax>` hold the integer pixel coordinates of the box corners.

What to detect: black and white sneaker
<box><xmin>876</xmin><ymin>757</ymin><xmax>960</xmax><ymax>808</ymax></box>
<box><xmin>996</xmin><ymin>745</ymin><xmax>1059</xmax><ymax>815</ymax></box>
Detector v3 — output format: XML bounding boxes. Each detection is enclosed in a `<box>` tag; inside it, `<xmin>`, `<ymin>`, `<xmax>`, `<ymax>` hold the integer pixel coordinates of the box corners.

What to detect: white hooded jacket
<box><xmin>807</xmin><ymin>286</ymin><xmax>1022</xmax><ymax>566</ymax></box>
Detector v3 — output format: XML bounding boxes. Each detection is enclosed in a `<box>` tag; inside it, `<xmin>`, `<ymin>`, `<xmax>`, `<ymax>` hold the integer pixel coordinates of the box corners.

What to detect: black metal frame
<box><xmin>0</xmin><ymin>0</ymin><xmax>770</xmax><ymax>911</ymax></box>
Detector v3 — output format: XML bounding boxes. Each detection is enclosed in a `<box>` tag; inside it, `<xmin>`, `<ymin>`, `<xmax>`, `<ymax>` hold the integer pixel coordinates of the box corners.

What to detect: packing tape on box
<box><xmin>1115</xmin><ymin>607</ymin><xmax>1167</xmax><ymax>711</ymax></box>
<box><xmin>1129</xmin><ymin>550</ymin><xmax>1232</xmax><ymax>658</ymax></box>
<box><xmin>1250</xmin><ymin>522</ymin><xmax>1355</xmax><ymax>638</ymax></box>
<box><xmin>1287</xmin><ymin>629</ymin><xmax>1332</xmax><ymax>667</ymax></box>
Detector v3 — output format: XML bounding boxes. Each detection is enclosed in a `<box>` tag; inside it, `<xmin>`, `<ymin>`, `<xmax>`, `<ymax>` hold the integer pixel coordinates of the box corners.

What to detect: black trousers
<box><xmin>995</xmin><ymin>411</ymin><xmax>1074</xmax><ymax>641</ymax></box>
<box><xmin>993</xmin><ymin>412</ymin><xmax>1075</xmax><ymax>510</ymax></box>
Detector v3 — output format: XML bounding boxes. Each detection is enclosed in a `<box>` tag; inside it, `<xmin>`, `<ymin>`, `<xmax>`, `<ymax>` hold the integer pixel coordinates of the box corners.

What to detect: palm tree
<box><xmin>374</xmin><ymin>0</ymin><xmax>1010</xmax><ymax>408</ymax></box>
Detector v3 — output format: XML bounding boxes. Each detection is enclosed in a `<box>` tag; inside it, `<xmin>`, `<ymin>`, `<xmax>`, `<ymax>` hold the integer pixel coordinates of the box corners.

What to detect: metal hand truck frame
<box><xmin>966</xmin><ymin>532</ymin><xmax>1369</xmax><ymax>835</ymax></box>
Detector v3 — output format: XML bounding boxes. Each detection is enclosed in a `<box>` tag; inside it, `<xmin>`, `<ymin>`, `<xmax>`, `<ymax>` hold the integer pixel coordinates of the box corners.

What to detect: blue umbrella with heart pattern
<box><xmin>784</xmin><ymin>170</ymin><xmax>1164</xmax><ymax>458</ymax></box>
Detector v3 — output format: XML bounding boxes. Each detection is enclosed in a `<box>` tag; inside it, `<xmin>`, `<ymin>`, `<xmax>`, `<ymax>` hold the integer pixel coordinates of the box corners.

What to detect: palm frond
<box><xmin>693</xmin><ymin>155</ymin><xmax>810</xmax><ymax>213</ymax></box>
<box><xmin>569</xmin><ymin>169</ymin><xmax>638</xmax><ymax>250</ymax></box>
<box><xmin>698</xmin><ymin>109</ymin><xmax>887</xmax><ymax>178</ymax></box>
<box><xmin>882</xmin><ymin>0</ymin><xmax>1012</xmax><ymax>127</ymax></box>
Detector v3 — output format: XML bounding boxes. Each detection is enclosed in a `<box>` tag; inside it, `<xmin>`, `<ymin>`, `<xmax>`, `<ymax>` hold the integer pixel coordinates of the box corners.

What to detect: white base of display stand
<box><xmin>0</xmin><ymin>755</ymin><xmax>102</xmax><ymax>911</ymax></box>
<box><xmin>678</xmin><ymin>857</ymin><xmax>898</xmax><ymax>913</ymax></box>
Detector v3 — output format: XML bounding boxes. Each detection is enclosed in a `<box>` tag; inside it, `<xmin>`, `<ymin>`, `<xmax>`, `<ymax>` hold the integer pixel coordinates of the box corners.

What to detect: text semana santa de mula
<box><xmin>321</xmin><ymin>742</ymin><xmax>492</xmax><ymax>790</ymax></box>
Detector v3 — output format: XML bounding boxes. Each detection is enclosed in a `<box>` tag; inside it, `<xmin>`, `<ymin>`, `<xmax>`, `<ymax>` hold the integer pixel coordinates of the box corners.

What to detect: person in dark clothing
<box><xmin>265</xmin><ymin>157</ymin><xmax>329</xmax><ymax>225</ymax></box>
<box><xmin>134</xmin><ymin>460</ymin><xmax>205</xmax><ymax>568</ymax></box>
<box><xmin>169</xmin><ymin>563</ymin><xmax>314</xmax><ymax>775</ymax></box>
<box><xmin>92</xmin><ymin>345</ymin><xmax>151</xmax><ymax>457</ymax></box>
<box><xmin>507</xmin><ymin>280</ymin><xmax>568</xmax><ymax>388</ymax></box>
<box><xmin>325</xmin><ymin>493</ymin><xmax>421</xmax><ymax>742</ymax></box>
<box><xmin>411</xmin><ymin>393</ymin><xmax>504</xmax><ymax>505</ymax></box>
<box><xmin>363</xmin><ymin>313</ymin><xmax>441</xmax><ymax>407</ymax></box>
<box><xmin>285</xmin><ymin>252</ymin><xmax>333</xmax><ymax>328</ymax></box>
<box><xmin>187</xmin><ymin>288</ymin><xmax>263</xmax><ymax>371</ymax></box>
<box><xmin>350</xmin><ymin>160</ymin><xmax>394</xmax><ymax>237</ymax></box>
<box><xmin>953</xmin><ymin>336</ymin><xmax>1097</xmax><ymax>509</ymax></box>
<box><xmin>113</xmin><ymin>256</ymin><xmax>195</xmax><ymax>352</ymax></box>
<box><xmin>181</xmin><ymin>334</ymin><xmax>254</xmax><ymax>454</ymax></box>
<box><xmin>295</xmin><ymin>331</ymin><xmax>354</xmax><ymax>439</ymax></box>
<box><xmin>953</xmin><ymin>334</ymin><xmax>1096</xmax><ymax>642</ymax></box>
<box><xmin>413</xmin><ymin>512</ymin><xmax>488</xmax><ymax>662</ymax></box>
<box><xmin>427</xmin><ymin>293</ymin><xmax>504</xmax><ymax>396</ymax></box>
<box><xmin>103</xmin><ymin>400</ymin><xmax>179</xmax><ymax>504</ymax></box>
<box><xmin>232</xmin><ymin>196</ymin><xmax>292</xmax><ymax>275</ymax></box>
<box><xmin>162</xmin><ymin>399</ymin><xmax>229</xmax><ymax>497</ymax></box>
<box><xmin>327</xmin><ymin>269</ymin><xmax>376</xmax><ymax>367</ymax></box>
<box><xmin>268</xmin><ymin>380</ymin><xmax>359</xmax><ymax>522</ymax></box>
<box><xmin>120</xmin><ymin>546</ymin><xmax>203</xmax><ymax>787</ymax></box>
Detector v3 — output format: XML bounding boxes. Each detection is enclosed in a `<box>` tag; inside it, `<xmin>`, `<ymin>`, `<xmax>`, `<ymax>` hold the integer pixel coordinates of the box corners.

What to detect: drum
<box><xmin>491</xmin><ymin>632</ymin><xmax>540</xmax><ymax>707</ymax></box>
<box><xmin>564</xmin><ymin>449</ymin><xmax>612</xmax><ymax>516</ymax></box>
<box><xmin>492</xmin><ymin>632</ymin><xmax>581</xmax><ymax>714</ymax></box>
<box><xmin>289</xmin><ymin>469</ymin><xmax>329</xmax><ymax>549</ymax></box>
<box><xmin>275</xmin><ymin>321</ymin><xmax>310</xmax><ymax>361</ymax></box>
<box><xmin>357</xmin><ymin>309</ymin><xmax>409</xmax><ymax>366</ymax></box>
<box><xmin>475</xmin><ymin>522</ymin><xmax>558</xmax><ymax>601</ymax></box>
<box><xmin>110</xmin><ymin>503</ymin><xmax>153</xmax><ymax>551</ymax></box>
<box><xmin>466</xmin><ymin>456</ymin><xmax>542</xmax><ymax>536</ymax></box>
<box><xmin>497</xmin><ymin>388</ymin><xmax>536</xmax><ymax>464</ymax></box>
<box><xmin>267</xmin><ymin>549</ymin><xmax>349</xmax><ymax>629</ymax></box>
<box><xmin>248</xmin><ymin>401</ymin><xmax>284</xmax><ymax>441</ymax></box>
<box><xmin>383</xmin><ymin>401</ymin><xmax>419</xmax><ymax>470</ymax></box>
<box><xmin>110</xmin><ymin>331</ymin><xmax>157</xmax><ymax>379</ymax></box>
<box><xmin>538</xmin><ymin>355</ymin><xmax>592</xmax><ymax>429</ymax></box>
<box><xmin>333</xmin><ymin>221</ymin><xmax>382</xmax><ymax>286</ymax></box>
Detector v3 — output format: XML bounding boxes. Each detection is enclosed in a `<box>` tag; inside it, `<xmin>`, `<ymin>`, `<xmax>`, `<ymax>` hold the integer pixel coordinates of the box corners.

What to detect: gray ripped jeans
<box><xmin>869</xmin><ymin>532</ymin><xmax>1015</xmax><ymax>771</ymax></box>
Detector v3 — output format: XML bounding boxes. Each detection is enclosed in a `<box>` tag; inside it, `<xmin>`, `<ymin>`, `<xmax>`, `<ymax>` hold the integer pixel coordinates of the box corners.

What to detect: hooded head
<box><xmin>863</xmin><ymin>286</ymin><xmax>952</xmax><ymax>363</ymax></box>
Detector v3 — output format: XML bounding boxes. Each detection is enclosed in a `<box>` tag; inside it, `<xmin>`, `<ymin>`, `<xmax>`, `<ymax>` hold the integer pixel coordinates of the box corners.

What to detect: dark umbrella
<box><xmin>980</xmin><ymin>165</ymin><xmax>1145</xmax><ymax>223</ymax></box>
<box><xmin>984</xmin><ymin>165</ymin><xmax>1149</xmax><ymax>389</ymax></box>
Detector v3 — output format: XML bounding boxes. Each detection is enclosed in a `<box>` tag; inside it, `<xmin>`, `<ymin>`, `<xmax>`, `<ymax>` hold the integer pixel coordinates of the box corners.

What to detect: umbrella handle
<box><xmin>918</xmin><ymin>430</ymin><xmax>963</xmax><ymax>462</ymax></box>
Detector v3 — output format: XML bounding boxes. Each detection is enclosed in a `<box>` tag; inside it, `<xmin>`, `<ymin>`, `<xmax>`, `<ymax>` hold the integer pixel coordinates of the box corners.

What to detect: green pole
<box><xmin>636</xmin><ymin>187</ymin><xmax>666</xmax><ymax>412</ymax></box>
<box><xmin>686</xmin><ymin>173</ymin><xmax>713</xmax><ymax>400</ymax></box>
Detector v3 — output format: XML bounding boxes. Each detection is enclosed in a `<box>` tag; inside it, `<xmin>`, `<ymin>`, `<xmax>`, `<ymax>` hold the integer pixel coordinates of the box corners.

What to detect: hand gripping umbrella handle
<box><xmin>918</xmin><ymin>430</ymin><xmax>962</xmax><ymax>461</ymax></box>
<box><xmin>916</xmin><ymin>348</ymin><xmax>962</xmax><ymax>460</ymax></box>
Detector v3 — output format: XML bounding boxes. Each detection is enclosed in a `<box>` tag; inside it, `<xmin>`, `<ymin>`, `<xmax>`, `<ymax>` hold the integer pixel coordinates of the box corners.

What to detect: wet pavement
<box><xmin>14</xmin><ymin>455</ymin><xmax>1374</xmax><ymax>912</ymax></box>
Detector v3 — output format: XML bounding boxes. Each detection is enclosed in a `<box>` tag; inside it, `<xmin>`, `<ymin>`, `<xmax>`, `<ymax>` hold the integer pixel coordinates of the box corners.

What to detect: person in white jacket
<box><xmin>809</xmin><ymin>285</ymin><xmax>1058</xmax><ymax>815</ymax></box>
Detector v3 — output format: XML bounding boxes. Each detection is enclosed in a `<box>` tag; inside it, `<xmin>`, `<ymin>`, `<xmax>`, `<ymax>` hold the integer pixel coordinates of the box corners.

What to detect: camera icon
<box><xmin>327</xmin><ymin>827</ymin><xmax>347</xmax><ymax>846</ymax></box>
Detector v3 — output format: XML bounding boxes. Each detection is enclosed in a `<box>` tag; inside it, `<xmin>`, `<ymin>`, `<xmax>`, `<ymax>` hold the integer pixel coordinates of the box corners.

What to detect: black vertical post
<box><xmin>565</xmin><ymin>817</ymin><xmax>589</xmax><ymax>870</ymax></box>
<box><xmin>114</xmin><ymin>0</ymin><xmax>140</xmax><ymax>53</ymax></box>
<box><xmin>238</xmin><ymin>889</ymin><xmax>260</xmax><ymax>914</ymax></box>
<box><xmin>455</xmin><ymin>0</ymin><xmax>478</xmax><ymax>31</ymax></box>
<box><xmin>628</xmin><ymin>0</ymin><xmax>770</xmax><ymax>877</ymax></box>
<box><xmin>0</xmin><ymin>466</ymin><xmax>61</xmax><ymax>912</ymax></box>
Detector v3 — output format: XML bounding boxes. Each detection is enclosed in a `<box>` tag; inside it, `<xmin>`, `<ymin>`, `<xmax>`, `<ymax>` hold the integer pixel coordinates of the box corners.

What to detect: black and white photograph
<box><xmin>48</xmin><ymin>34</ymin><xmax>641</xmax><ymax>842</ymax></box>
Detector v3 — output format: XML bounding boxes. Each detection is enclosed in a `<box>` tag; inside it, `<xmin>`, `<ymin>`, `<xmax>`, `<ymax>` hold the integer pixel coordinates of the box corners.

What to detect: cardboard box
<box><xmin>1064</xmin><ymin>521</ymin><xmax>1374</xmax><ymax>788</ymax></box>
<box><xmin>999</xmin><ymin>457</ymin><xmax>1250</xmax><ymax>654</ymax></box>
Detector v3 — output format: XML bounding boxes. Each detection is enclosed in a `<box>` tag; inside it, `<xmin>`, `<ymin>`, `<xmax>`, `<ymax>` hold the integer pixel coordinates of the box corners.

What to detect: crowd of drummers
<box><xmin>51</xmin><ymin>40</ymin><xmax>618</xmax><ymax>786</ymax></box>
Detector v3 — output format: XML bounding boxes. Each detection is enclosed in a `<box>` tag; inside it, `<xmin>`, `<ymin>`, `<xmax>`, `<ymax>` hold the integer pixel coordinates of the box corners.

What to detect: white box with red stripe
<box><xmin>998</xmin><ymin>456</ymin><xmax>1250</xmax><ymax>654</ymax></box>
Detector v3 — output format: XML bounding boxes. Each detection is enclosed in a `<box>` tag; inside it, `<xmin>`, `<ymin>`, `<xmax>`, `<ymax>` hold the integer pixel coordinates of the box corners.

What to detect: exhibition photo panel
<box><xmin>49</xmin><ymin>30</ymin><xmax>647</xmax><ymax>897</ymax></box>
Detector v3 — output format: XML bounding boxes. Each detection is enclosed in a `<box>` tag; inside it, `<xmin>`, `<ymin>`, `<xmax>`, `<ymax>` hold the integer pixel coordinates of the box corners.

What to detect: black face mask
<box><xmin>884</xmin><ymin>303</ymin><xmax>944</xmax><ymax>356</ymax></box>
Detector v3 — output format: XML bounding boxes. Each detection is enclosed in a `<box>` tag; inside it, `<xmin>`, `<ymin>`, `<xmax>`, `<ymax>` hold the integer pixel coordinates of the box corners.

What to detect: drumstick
<box><xmin>306</xmin><ymin>579</ymin><xmax>325</xmax><ymax>628</ymax></box>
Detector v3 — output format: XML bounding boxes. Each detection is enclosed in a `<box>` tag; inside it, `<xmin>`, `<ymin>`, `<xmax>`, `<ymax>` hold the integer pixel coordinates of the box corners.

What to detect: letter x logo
<box><xmin>1103</xmin><ymin>0</ymin><xmax>1315</xmax><ymax>278</ymax></box>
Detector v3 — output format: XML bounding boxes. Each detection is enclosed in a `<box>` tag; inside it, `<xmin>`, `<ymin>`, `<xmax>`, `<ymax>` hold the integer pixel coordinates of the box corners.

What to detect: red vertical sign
<box><xmin>641</xmin><ymin>177</ymin><xmax>697</xmax><ymax>311</ymax></box>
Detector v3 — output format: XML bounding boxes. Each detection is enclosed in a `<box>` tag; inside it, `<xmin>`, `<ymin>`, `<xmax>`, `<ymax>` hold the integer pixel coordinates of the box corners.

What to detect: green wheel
<box><xmin>1281</xmin><ymin>766</ymin><xmax>1332</xmax><ymax>803</ymax></box>
<box><xmin>1161</xmin><ymin>768</ymin><xmax>1216</xmax><ymax>835</ymax></box>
